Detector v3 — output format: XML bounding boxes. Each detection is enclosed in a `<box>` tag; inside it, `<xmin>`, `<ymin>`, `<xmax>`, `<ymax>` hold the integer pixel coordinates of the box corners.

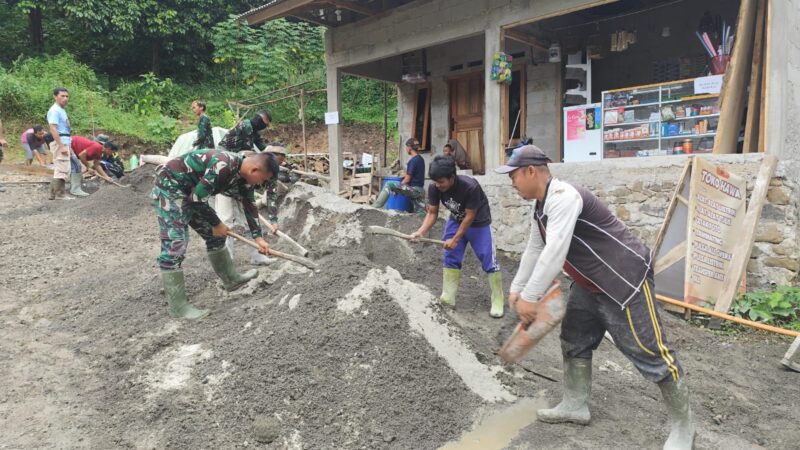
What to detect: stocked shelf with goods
<box><xmin>601</xmin><ymin>76</ymin><xmax>722</xmax><ymax>158</ymax></box>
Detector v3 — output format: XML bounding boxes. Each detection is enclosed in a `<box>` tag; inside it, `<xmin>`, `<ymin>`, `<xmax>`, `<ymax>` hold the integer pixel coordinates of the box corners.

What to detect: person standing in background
<box><xmin>192</xmin><ymin>100</ymin><xmax>214</xmax><ymax>149</ymax></box>
<box><xmin>47</xmin><ymin>87</ymin><xmax>81</xmax><ymax>199</ymax></box>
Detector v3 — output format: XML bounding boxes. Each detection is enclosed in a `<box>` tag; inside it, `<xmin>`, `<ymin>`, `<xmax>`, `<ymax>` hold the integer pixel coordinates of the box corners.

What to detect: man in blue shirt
<box><xmin>47</xmin><ymin>87</ymin><xmax>89</xmax><ymax>198</ymax></box>
<box><xmin>372</xmin><ymin>138</ymin><xmax>426</xmax><ymax>213</ymax></box>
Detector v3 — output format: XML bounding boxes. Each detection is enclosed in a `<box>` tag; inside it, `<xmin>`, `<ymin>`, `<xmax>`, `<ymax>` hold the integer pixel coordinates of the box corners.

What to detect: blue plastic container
<box><xmin>382</xmin><ymin>176</ymin><xmax>413</xmax><ymax>212</ymax></box>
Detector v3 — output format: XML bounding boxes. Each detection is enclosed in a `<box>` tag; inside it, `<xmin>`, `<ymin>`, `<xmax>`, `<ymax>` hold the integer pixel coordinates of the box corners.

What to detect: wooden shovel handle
<box><xmin>257</xmin><ymin>213</ymin><xmax>310</xmax><ymax>257</ymax></box>
<box><xmin>367</xmin><ymin>225</ymin><xmax>445</xmax><ymax>245</ymax></box>
<box><xmin>226</xmin><ymin>231</ymin><xmax>318</xmax><ymax>270</ymax></box>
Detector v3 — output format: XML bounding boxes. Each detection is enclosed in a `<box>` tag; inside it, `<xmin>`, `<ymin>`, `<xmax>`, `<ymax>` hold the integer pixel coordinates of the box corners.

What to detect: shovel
<box><xmin>367</xmin><ymin>225</ymin><xmax>445</xmax><ymax>245</ymax></box>
<box><xmin>499</xmin><ymin>281</ymin><xmax>565</xmax><ymax>364</ymax></box>
<box><xmin>226</xmin><ymin>231</ymin><xmax>318</xmax><ymax>270</ymax></box>
<box><xmin>258</xmin><ymin>213</ymin><xmax>309</xmax><ymax>257</ymax></box>
<box><xmin>98</xmin><ymin>174</ymin><xmax>130</xmax><ymax>188</ymax></box>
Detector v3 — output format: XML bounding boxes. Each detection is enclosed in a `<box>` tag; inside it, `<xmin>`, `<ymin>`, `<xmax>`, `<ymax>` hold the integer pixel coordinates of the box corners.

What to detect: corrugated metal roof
<box><xmin>236</xmin><ymin>0</ymin><xmax>290</xmax><ymax>21</ymax></box>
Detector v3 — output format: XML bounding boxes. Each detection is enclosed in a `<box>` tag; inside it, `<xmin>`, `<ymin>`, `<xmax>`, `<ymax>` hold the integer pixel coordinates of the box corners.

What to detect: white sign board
<box><xmin>685</xmin><ymin>158</ymin><xmax>746</xmax><ymax>307</ymax></box>
<box><xmin>325</xmin><ymin>111</ymin><xmax>340</xmax><ymax>125</ymax></box>
<box><xmin>694</xmin><ymin>75</ymin><xmax>723</xmax><ymax>95</ymax></box>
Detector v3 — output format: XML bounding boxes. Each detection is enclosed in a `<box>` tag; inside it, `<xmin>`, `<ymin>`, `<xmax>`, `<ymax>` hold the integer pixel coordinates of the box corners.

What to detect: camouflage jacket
<box><xmin>263</xmin><ymin>179</ymin><xmax>279</xmax><ymax>224</ymax></box>
<box><xmin>218</xmin><ymin>120</ymin><xmax>266</xmax><ymax>152</ymax></box>
<box><xmin>156</xmin><ymin>149</ymin><xmax>262</xmax><ymax>239</ymax></box>
<box><xmin>193</xmin><ymin>114</ymin><xmax>214</xmax><ymax>149</ymax></box>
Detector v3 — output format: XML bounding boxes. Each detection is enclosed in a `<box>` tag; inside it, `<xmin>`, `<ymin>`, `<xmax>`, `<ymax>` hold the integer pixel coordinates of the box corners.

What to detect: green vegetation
<box><xmin>732</xmin><ymin>286</ymin><xmax>800</xmax><ymax>331</ymax></box>
<box><xmin>0</xmin><ymin>52</ymin><xmax>182</xmax><ymax>145</ymax></box>
<box><xmin>0</xmin><ymin>2</ymin><xmax>397</xmax><ymax>149</ymax></box>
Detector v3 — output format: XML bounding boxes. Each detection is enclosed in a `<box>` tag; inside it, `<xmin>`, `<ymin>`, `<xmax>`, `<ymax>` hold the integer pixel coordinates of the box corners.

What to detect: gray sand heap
<box><xmin>59</xmin><ymin>170</ymin><xmax>521</xmax><ymax>449</ymax></box>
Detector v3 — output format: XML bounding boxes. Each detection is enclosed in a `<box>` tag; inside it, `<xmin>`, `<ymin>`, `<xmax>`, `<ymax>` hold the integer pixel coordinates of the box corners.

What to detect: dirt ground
<box><xmin>0</xmin><ymin>164</ymin><xmax>798</xmax><ymax>449</ymax></box>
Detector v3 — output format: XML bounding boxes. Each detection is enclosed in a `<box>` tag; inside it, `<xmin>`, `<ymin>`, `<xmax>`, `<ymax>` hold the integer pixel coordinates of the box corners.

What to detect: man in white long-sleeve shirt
<box><xmin>496</xmin><ymin>145</ymin><xmax>693</xmax><ymax>450</ymax></box>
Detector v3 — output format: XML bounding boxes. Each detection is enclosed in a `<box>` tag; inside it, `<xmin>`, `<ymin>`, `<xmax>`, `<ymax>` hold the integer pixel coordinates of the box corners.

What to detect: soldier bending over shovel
<box><xmin>152</xmin><ymin>149</ymin><xmax>278</xmax><ymax>320</ymax></box>
<box><xmin>496</xmin><ymin>145</ymin><xmax>693</xmax><ymax>450</ymax></box>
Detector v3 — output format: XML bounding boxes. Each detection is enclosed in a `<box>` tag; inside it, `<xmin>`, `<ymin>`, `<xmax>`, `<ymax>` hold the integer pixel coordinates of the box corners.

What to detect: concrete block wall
<box><xmin>478</xmin><ymin>154</ymin><xmax>800</xmax><ymax>290</ymax></box>
<box><xmin>526</xmin><ymin>63</ymin><xmax>561</xmax><ymax>161</ymax></box>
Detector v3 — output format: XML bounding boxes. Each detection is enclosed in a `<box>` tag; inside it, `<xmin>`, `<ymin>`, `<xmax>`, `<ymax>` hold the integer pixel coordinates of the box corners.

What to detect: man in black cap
<box><xmin>496</xmin><ymin>145</ymin><xmax>693</xmax><ymax>450</ymax></box>
<box><xmin>372</xmin><ymin>137</ymin><xmax>426</xmax><ymax>213</ymax></box>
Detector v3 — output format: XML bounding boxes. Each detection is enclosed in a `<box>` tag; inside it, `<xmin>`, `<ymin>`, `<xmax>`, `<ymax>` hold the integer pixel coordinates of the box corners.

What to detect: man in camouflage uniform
<box><xmin>191</xmin><ymin>100</ymin><xmax>214</xmax><ymax>149</ymax></box>
<box><xmin>152</xmin><ymin>148</ymin><xmax>279</xmax><ymax>319</ymax></box>
<box><xmin>216</xmin><ymin>109</ymin><xmax>273</xmax><ymax>263</ymax></box>
<box><xmin>260</xmin><ymin>145</ymin><xmax>288</xmax><ymax>231</ymax></box>
<box><xmin>218</xmin><ymin>110</ymin><xmax>271</xmax><ymax>152</ymax></box>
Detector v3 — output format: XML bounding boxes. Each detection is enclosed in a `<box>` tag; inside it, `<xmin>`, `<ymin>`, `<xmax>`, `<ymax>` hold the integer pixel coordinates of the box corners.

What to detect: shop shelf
<box><xmin>603</xmin><ymin>136</ymin><xmax>660</xmax><ymax>144</ymax></box>
<box><xmin>661</xmin><ymin>94</ymin><xmax>719</xmax><ymax>104</ymax></box>
<box><xmin>601</xmin><ymin>77</ymin><xmax>721</xmax><ymax>157</ymax></box>
<box><xmin>661</xmin><ymin>132</ymin><xmax>717</xmax><ymax>139</ymax></box>
<box><xmin>604</xmin><ymin>102</ymin><xmax>660</xmax><ymax>109</ymax></box>
<box><xmin>665</xmin><ymin>113</ymin><xmax>720</xmax><ymax>121</ymax></box>
<box><xmin>608</xmin><ymin>119</ymin><xmax>660</xmax><ymax>126</ymax></box>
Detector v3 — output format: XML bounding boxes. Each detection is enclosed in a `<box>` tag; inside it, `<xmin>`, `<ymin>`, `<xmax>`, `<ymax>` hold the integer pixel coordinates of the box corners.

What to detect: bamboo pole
<box><xmin>301</xmin><ymin>87</ymin><xmax>308</xmax><ymax>171</ymax></box>
<box><xmin>656</xmin><ymin>294</ymin><xmax>800</xmax><ymax>338</ymax></box>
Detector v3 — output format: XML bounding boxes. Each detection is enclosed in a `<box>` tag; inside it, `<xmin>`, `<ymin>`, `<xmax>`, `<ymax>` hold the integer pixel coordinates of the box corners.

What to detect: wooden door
<box><xmin>449</xmin><ymin>72</ymin><xmax>484</xmax><ymax>174</ymax></box>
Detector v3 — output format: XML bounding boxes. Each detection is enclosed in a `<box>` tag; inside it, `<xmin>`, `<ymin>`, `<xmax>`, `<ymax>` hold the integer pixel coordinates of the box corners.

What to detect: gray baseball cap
<box><xmin>495</xmin><ymin>145</ymin><xmax>551</xmax><ymax>174</ymax></box>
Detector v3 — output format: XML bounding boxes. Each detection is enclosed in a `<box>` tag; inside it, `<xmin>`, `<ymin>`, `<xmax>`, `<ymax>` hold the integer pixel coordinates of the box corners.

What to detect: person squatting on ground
<box><xmin>152</xmin><ymin>149</ymin><xmax>279</xmax><ymax>320</ymax></box>
<box><xmin>96</xmin><ymin>134</ymin><xmax>124</xmax><ymax>180</ymax></box>
<box><xmin>20</xmin><ymin>126</ymin><xmax>52</xmax><ymax>166</ymax></box>
<box><xmin>192</xmin><ymin>100</ymin><xmax>214</xmax><ymax>149</ymax></box>
<box><xmin>410</xmin><ymin>155</ymin><xmax>504</xmax><ymax>318</ymax></box>
<box><xmin>47</xmin><ymin>87</ymin><xmax>79</xmax><ymax>200</ymax></box>
<box><xmin>0</xmin><ymin>117</ymin><xmax>7</xmax><ymax>193</ymax></box>
<box><xmin>372</xmin><ymin>137</ymin><xmax>426</xmax><ymax>214</ymax></box>
<box><xmin>495</xmin><ymin>145</ymin><xmax>693</xmax><ymax>450</ymax></box>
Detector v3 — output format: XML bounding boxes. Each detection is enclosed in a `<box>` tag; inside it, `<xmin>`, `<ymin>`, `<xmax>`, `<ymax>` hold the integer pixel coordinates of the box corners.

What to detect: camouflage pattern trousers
<box><xmin>152</xmin><ymin>182</ymin><xmax>226</xmax><ymax>270</ymax></box>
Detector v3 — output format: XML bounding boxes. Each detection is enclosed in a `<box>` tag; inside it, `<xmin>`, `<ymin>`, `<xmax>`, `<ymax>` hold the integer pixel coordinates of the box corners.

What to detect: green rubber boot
<box><xmin>207</xmin><ymin>247</ymin><xmax>258</xmax><ymax>291</ymax></box>
<box><xmin>488</xmin><ymin>271</ymin><xmax>504</xmax><ymax>318</ymax></box>
<box><xmin>538</xmin><ymin>357</ymin><xmax>592</xmax><ymax>425</ymax></box>
<box><xmin>440</xmin><ymin>268</ymin><xmax>461</xmax><ymax>306</ymax></box>
<box><xmin>659</xmin><ymin>378</ymin><xmax>695</xmax><ymax>450</ymax></box>
<box><xmin>69</xmin><ymin>172</ymin><xmax>89</xmax><ymax>197</ymax></box>
<box><xmin>161</xmin><ymin>270</ymin><xmax>209</xmax><ymax>320</ymax></box>
<box><xmin>371</xmin><ymin>188</ymin><xmax>390</xmax><ymax>208</ymax></box>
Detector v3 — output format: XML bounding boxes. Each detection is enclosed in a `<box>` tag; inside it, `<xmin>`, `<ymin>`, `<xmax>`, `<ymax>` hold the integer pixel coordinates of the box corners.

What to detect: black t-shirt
<box><xmin>427</xmin><ymin>175</ymin><xmax>491</xmax><ymax>227</ymax></box>
<box><xmin>406</xmin><ymin>155</ymin><xmax>425</xmax><ymax>187</ymax></box>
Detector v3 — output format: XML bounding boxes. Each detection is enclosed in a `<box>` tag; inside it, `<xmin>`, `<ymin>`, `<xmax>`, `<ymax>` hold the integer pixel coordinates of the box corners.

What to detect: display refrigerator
<box><xmin>562</xmin><ymin>103</ymin><xmax>602</xmax><ymax>162</ymax></box>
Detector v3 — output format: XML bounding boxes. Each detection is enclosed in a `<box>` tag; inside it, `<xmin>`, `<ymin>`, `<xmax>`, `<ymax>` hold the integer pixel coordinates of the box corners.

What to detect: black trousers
<box><xmin>560</xmin><ymin>276</ymin><xmax>683</xmax><ymax>384</ymax></box>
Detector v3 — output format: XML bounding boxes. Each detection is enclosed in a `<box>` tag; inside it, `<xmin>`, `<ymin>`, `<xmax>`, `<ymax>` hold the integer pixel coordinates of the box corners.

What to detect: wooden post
<box><xmin>300</xmin><ymin>87</ymin><xmax>308</xmax><ymax>171</ymax></box>
<box><xmin>757</xmin><ymin>0</ymin><xmax>770</xmax><ymax>153</ymax></box>
<box><xmin>383</xmin><ymin>82</ymin><xmax>388</xmax><ymax>168</ymax></box>
<box><xmin>713</xmin><ymin>0</ymin><xmax>759</xmax><ymax>154</ymax></box>
<box><xmin>742</xmin><ymin>0</ymin><xmax>767</xmax><ymax>153</ymax></box>
<box><xmin>712</xmin><ymin>155</ymin><xmax>777</xmax><ymax>315</ymax></box>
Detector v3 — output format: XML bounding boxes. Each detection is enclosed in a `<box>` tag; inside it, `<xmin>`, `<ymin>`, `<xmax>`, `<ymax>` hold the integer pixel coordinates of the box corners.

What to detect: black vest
<box><xmin>535</xmin><ymin>180</ymin><xmax>652</xmax><ymax>308</ymax></box>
